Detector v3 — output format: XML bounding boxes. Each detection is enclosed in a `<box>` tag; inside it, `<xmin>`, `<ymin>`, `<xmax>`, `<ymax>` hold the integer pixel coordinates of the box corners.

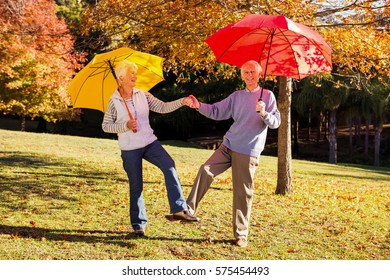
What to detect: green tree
<box><xmin>365</xmin><ymin>78</ymin><xmax>389</xmax><ymax>166</ymax></box>
<box><xmin>296</xmin><ymin>78</ymin><xmax>327</xmax><ymax>144</ymax></box>
<box><xmin>300</xmin><ymin>74</ymin><xmax>348</xmax><ymax>164</ymax></box>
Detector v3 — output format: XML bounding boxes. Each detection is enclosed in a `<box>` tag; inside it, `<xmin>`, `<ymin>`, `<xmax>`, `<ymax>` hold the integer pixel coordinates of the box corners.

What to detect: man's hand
<box><xmin>183</xmin><ymin>95</ymin><xmax>200</xmax><ymax>109</ymax></box>
<box><xmin>256</xmin><ymin>100</ymin><xmax>266</xmax><ymax>117</ymax></box>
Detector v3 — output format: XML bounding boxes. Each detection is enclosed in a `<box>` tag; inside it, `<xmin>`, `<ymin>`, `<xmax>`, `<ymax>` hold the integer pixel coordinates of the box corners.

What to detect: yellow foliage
<box><xmin>80</xmin><ymin>0</ymin><xmax>390</xmax><ymax>81</ymax></box>
<box><xmin>325</xmin><ymin>25</ymin><xmax>390</xmax><ymax>77</ymax></box>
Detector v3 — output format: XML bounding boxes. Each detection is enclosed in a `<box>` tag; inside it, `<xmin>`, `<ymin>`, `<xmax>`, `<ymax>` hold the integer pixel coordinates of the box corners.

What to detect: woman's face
<box><xmin>122</xmin><ymin>66</ymin><xmax>137</xmax><ymax>88</ymax></box>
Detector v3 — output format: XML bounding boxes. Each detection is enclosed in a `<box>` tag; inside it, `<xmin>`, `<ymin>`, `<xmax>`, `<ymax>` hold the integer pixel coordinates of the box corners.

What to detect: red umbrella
<box><xmin>205</xmin><ymin>14</ymin><xmax>332</xmax><ymax>97</ymax></box>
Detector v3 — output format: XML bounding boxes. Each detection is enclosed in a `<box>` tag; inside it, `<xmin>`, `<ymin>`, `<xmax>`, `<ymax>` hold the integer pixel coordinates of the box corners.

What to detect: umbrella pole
<box><xmin>107</xmin><ymin>60</ymin><xmax>137</xmax><ymax>133</ymax></box>
<box><xmin>259</xmin><ymin>29</ymin><xmax>275</xmax><ymax>101</ymax></box>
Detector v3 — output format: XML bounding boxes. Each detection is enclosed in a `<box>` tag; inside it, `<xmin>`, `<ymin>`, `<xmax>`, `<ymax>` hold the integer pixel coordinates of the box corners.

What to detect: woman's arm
<box><xmin>146</xmin><ymin>92</ymin><xmax>185</xmax><ymax>114</ymax></box>
<box><xmin>101</xmin><ymin>99</ymin><xmax>129</xmax><ymax>133</ymax></box>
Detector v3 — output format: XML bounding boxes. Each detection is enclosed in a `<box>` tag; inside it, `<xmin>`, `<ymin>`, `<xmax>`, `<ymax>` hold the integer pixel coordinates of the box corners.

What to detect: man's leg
<box><xmin>231</xmin><ymin>152</ymin><xmax>258</xmax><ymax>244</ymax></box>
<box><xmin>187</xmin><ymin>144</ymin><xmax>232</xmax><ymax>215</ymax></box>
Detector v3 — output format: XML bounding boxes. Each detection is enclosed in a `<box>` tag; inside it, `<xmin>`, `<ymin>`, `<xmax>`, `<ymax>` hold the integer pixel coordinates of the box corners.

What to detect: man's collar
<box><xmin>245</xmin><ymin>86</ymin><xmax>260</xmax><ymax>93</ymax></box>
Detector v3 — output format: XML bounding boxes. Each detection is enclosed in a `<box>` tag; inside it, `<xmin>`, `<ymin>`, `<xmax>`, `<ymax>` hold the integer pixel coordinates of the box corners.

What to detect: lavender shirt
<box><xmin>198</xmin><ymin>86</ymin><xmax>281</xmax><ymax>157</ymax></box>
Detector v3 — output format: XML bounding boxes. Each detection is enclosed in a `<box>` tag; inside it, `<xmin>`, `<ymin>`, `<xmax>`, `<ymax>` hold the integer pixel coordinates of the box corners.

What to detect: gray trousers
<box><xmin>187</xmin><ymin>144</ymin><xmax>258</xmax><ymax>240</ymax></box>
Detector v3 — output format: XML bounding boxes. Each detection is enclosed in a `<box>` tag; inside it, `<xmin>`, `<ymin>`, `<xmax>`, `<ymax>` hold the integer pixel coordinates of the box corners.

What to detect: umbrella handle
<box><xmin>107</xmin><ymin>60</ymin><xmax>137</xmax><ymax>132</ymax></box>
<box><xmin>118</xmin><ymin>86</ymin><xmax>138</xmax><ymax>133</ymax></box>
<box><xmin>256</xmin><ymin>88</ymin><xmax>264</xmax><ymax>113</ymax></box>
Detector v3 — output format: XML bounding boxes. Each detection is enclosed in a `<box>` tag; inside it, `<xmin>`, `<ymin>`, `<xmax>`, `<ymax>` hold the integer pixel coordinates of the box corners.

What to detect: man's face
<box><xmin>241</xmin><ymin>63</ymin><xmax>261</xmax><ymax>88</ymax></box>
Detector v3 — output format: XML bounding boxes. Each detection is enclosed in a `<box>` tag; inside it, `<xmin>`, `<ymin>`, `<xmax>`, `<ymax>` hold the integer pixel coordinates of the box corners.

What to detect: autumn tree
<box><xmin>79</xmin><ymin>1</ymin><xmax>389</xmax><ymax>76</ymax></box>
<box><xmin>79</xmin><ymin>0</ymin><xmax>390</xmax><ymax>192</ymax></box>
<box><xmin>0</xmin><ymin>0</ymin><xmax>85</xmax><ymax>130</ymax></box>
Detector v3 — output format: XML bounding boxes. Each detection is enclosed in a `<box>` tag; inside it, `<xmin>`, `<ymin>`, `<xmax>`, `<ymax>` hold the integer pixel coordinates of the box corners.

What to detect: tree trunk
<box><xmin>348</xmin><ymin>117</ymin><xmax>353</xmax><ymax>155</ymax></box>
<box><xmin>374</xmin><ymin>122</ymin><xmax>382</xmax><ymax>167</ymax></box>
<box><xmin>328</xmin><ymin>110</ymin><xmax>337</xmax><ymax>164</ymax></box>
<box><xmin>316</xmin><ymin>112</ymin><xmax>321</xmax><ymax>145</ymax></box>
<box><xmin>355</xmin><ymin>116</ymin><xmax>362</xmax><ymax>147</ymax></box>
<box><xmin>292</xmin><ymin>110</ymin><xmax>299</xmax><ymax>156</ymax></box>
<box><xmin>364</xmin><ymin>117</ymin><xmax>370</xmax><ymax>163</ymax></box>
<box><xmin>307</xmin><ymin>108</ymin><xmax>311</xmax><ymax>141</ymax></box>
<box><xmin>275</xmin><ymin>77</ymin><xmax>293</xmax><ymax>195</ymax></box>
<box><xmin>323</xmin><ymin>113</ymin><xmax>328</xmax><ymax>140</ymax></box>
<box><xmin>20</xmin><ymin>116</ymin><xmax>26</xmax><ymax>131</ymax></box>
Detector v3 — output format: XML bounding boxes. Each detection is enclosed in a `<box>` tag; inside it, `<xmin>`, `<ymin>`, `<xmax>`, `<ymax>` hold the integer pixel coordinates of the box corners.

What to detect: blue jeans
<box><xmin>121</xmin><ymin>140</ymin><xmax>187</xmax><ymax>231</ymax></box>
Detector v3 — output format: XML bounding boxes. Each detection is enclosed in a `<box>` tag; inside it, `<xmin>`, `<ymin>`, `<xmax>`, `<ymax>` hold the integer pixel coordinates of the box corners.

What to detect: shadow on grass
<box><xmin>0</xmin><ymin>224</ymin><xmax>233</xmax><ymax>249</ymax></box>
<box><xmin>0</xmin><ymin>151</ymin><xmax>127</xmax><ymax>207</ymax></box>
<box><xmin>0</xmin><ymin>151</ymin><xmax>228</xmax><ymax>208</ymax></box>
<box><xmin>315</xmin><ymin>171</ymin><xmax>390</xmax><ymax>182</ymax></box>
<box><xmin>340</xmin><ymin>163</ymin><xmax>390</xmax><ymax>177</ymax></box>
<box><xmin>0</xmin><ymin>224</ymin><xmax>134</xmax><ymax>249</ymax></box>
<box><xmin>0</xmin><ymin>151</ymin><xmax>123</xmax><ymax>180</ymax></box>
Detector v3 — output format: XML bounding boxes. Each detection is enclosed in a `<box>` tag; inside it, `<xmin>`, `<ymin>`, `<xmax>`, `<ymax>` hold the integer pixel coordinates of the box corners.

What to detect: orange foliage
<box><xmin>80</xmin><ymin>0</ymin><xmax>390</xmax><ymax>81</ymax></box>
<box><xmin>0</xmin><ymin>0</ymin><xmax>86</xmax><ymax>122</ymax></box>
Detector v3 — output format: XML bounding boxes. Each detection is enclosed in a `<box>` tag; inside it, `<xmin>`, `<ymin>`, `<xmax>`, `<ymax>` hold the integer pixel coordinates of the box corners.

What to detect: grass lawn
<box><xmin>0</xmin><ymin>129</ymin><xmax>389</xmax><ymax>260</ymax></box>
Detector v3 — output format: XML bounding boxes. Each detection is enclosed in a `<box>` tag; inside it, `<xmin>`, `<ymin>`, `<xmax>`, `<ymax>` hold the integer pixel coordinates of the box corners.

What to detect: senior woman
<box><xmin>102</xmin><ymin>60</ymin><xmax>198</xmax><ymax>237</ymax></box>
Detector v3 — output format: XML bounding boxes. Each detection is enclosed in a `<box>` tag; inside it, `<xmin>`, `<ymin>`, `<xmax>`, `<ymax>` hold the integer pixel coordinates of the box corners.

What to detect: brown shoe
<box><xmin>235</xmin><ymin>238</ymin><xmax>248</xmax><ymax>248</ymax></box>
<box><xmin>172</xmin><ymin>210</ymin><xmax>200</xmax><ymax>222</ymax></box>
<box><xmin>134</xmin><ymin>229</ymin><xmax>145</xmax><ymax>237</ymax></box>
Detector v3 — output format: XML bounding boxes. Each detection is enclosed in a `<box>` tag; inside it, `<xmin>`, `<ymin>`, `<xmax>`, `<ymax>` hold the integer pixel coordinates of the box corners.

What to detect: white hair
<box><xmin>115</xmin><ymin>60</ymin><xmax>138</xmax><ymax>80</ymax></box>
<box><xmin>240</xmin><ymin>60</ymin><xmax>262</xmax><ymax>74</ymax></box>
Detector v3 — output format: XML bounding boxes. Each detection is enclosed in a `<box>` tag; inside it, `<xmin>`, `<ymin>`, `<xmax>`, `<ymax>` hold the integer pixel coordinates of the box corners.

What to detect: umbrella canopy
<box><xmin>68</xmin><ymin>47</ymin><xmax>164</xmax><ymax>112</ymax></box>
<box><xmin>205</xmin><ymin>14</ymin><xmax>332</xmax><ymax>80</ymax></box>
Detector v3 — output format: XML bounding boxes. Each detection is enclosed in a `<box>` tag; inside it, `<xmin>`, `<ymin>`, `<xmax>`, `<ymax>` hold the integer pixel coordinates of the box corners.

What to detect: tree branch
<box><xmin>311</xmin><ymin>16</ymin><xmax>389</xmax><ymax>28</ymax></box>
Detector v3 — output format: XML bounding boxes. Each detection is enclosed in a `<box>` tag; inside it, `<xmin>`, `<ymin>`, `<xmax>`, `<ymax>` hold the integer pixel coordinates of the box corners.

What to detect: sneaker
<box><xmin>172</xmin><ymin>210</ymin><xmax>200</xmax><ymax>222</ymax></box>
<box><xmin>134</xmin><ymin>229</ymin><xmax>145</xmax><ymax>237</ymax></box>
<box><xmin>235</xmin><ymin>238</ymin><xmax>248</xmax><ymax>248</ymax></box>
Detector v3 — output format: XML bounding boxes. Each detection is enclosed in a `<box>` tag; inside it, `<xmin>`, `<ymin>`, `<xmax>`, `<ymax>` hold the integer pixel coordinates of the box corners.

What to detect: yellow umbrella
<box><xmin>68</xmin><ymin>47</ymin><xmax>164</xmax><ymax>112</ymax></box>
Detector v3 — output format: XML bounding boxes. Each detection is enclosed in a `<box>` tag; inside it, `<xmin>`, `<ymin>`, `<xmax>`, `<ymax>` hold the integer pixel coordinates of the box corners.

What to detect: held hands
<box><xmin>183</xmin><ymin>95</ymin><xmax>200</xmax><ymax>109</ymax></box>
<box><xmin>256</xmin><ymin>100</ymin><xmax>267</xmax><ymax>117</ymax></box>
<box><xmin>127</xmin><ymin>94</ymin><xmax>199</xmax><ymax>133</ymax></box>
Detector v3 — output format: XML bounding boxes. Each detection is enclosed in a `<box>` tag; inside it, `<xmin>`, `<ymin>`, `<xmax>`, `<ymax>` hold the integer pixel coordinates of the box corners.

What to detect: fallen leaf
<box><xmin>287</xmin><ymin>248</ymin><xmax>297</xmax><ymax>253</ymax></box>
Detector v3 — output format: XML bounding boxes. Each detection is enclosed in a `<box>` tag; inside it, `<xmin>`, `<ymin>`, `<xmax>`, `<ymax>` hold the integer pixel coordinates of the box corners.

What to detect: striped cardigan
<box><xmin>102</xmin><ymin>88</ymin><xmax>184</xmax><ymax>150</ymax></box>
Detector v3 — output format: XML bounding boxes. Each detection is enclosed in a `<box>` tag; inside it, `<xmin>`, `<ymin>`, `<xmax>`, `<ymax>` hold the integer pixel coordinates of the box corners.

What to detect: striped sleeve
<box><xmin>101</xmin><ymin>99</ymin><xmax>129</xmax><ymax>134</ymax></box>
<box><xmin>145</xmin><ymin>92</ymin><xmax>184</xmax><ymax>114</ymax></box>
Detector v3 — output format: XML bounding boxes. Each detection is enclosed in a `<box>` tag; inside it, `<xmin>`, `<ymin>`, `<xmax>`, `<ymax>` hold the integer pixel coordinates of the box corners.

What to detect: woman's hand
<box><xmin>183</xmin><ymin>95</ymin><xmax>200</xmax><ymax>109</ymax></box>
<box><xmin>127</xmin><ymin>119</ymin><xmax>138</xmax><ymax>132</ymax></box>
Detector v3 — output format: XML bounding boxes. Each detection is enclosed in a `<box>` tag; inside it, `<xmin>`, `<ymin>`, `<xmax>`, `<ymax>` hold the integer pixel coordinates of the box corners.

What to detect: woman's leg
<box><xmin>144</xmin><ymin>141</ymin><xmax>186</xmax><ymax>214</ymax></box>
<box><xmin>121</xmin><ymin>149</ymin><xmax>147</xmax><ymax>231</ymax></box>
